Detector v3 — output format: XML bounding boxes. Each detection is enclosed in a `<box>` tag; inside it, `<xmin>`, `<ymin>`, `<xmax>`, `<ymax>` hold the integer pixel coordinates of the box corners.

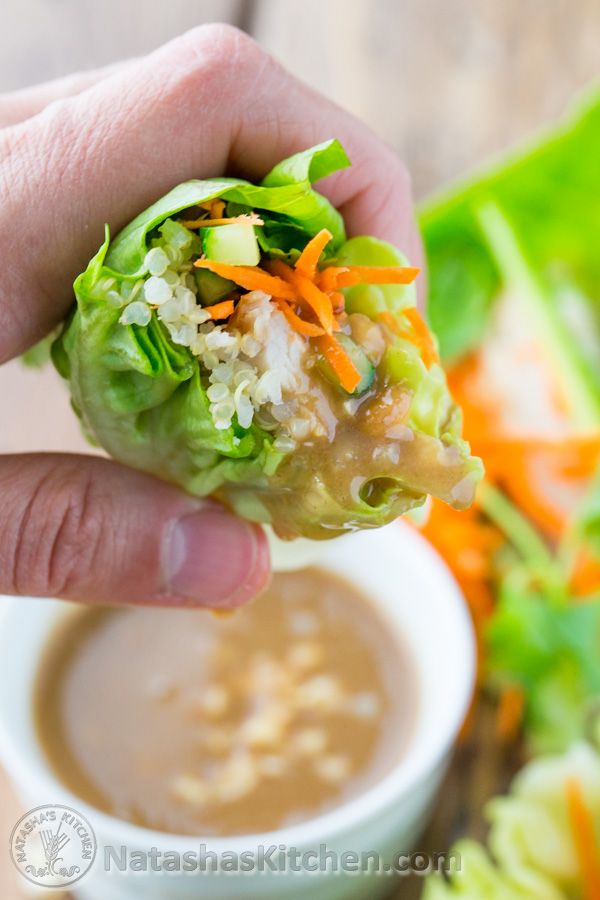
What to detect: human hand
<box><xmin>0</xmin><ymin>25</ymin><xmax>420</xmax><ymax>608</ymax></box>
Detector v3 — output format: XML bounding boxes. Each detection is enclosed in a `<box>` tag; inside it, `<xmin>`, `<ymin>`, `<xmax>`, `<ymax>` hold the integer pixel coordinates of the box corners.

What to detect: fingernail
<box><xmin>164</xmin><ymin>504</ymin><xmax>270</xmax><ymax>608</ymax></box>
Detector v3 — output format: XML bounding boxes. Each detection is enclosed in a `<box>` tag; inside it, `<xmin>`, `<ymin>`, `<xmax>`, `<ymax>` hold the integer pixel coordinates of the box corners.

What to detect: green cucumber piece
<box><xmin>317</xmin><ymin>334</ymin><xmax>375</xmax><ymax>396</ymax></box>
<box><xmin>194</xmin><ymin>268</ymin><xmax>235</xmax><ymax>306</ymax></box>
<box><xmin>201</xmin><ymin>223</ymin><xmax>260</xmax><ymax>266</ymax></box>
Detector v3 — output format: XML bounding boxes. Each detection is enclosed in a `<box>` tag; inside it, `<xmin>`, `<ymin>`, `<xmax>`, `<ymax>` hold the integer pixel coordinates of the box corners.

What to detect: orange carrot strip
<box><xmin>209</xmin><ymin>199</ymin><xmax>226</xmax><ymax>219</ymax></box>
<box><xmin>295</xmin><ymin>229</ymin><xmax>333</xmax><ymax>279</ymax></box>
<box><xmin>404</xmin><ymin>307</ymin><xmax>439</xmax><ymax>367</ymax></box>
<box><xmin>181</xmin><ymin>214</ymin><xmax>263</xmax><ymax>228</ymax></box>
<box><xmin>330</xmin><ymin>291</ymin><xmax>345</xmax><ymax>313</ymax></box>
<box><xmin>294</xmin><ymin>271</ymin><xmax>335</xmax><ymax>334</ymax></box>
<box><xmin>496</xmin><ymin>684</ymin><xmax>525</xmax><ymax>743</ymax></box>
<box><xmin>198</xmin><ymin>199</ymin><xmax>226</xmax><ymax>218</ymax></box>
<box><xmin>314</xmin><ymin>334</ymin><xmax>362</xmax><ymax>393</ymax></box>
<box><xmin>266</xmin><ymin>260</ymin><xmax>334</xmax><ymax>334</ymax></box>
<box><xmin>377</xmin><ymin>310</ymin><xmax>413</xmax><ymax>341</ymax></box>
<box><xmin>570</xmin><ymin>551</ymin><xmax>600</xmax><ymax>598</ymax></box>
<box><xmin>566</xmin><ymin>778</ymin><xmax>600</xmax><ymax>900</ymax></box>
<box><xmin>320</xmin><ymin>265</ymin><xmax>420</xmax><ymax>288</ymax></box>
<box><xmin>194</xmin><ymin>259</ymin><xmax>297</xmax><ymax>301</ymax></box>
<box><xmin>274</xmin><ymin>299</ymin><xmax>325</xmax><ymax>337</ymax></box>
<box><xmin>318</xmin><ymin>267</ymin><xmax>349</xmax><ymax>294</ymax></box>
<box><xmin>207</xmin><ymin>299</ymin><xmax>235</xmax><ymax>320</ymax></box>
<box><xmin>348</xmin><ymin>265</ymin><xmax>420</xmax><ymax>284</ymax></box>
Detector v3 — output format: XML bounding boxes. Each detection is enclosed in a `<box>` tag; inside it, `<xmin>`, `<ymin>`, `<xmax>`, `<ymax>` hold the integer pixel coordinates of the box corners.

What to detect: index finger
<box><xmin>0</xmin><ymin>24</ymin><xmax>420</xmax><ymax>362</ymax></box>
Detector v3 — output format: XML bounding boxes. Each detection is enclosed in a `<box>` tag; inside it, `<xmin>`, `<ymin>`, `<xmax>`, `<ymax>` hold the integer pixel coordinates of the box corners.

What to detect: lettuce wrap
<box><xmin>53</xmin><ymin>140</ymin><xmax>481</xmax><ymax>539</ymax></box>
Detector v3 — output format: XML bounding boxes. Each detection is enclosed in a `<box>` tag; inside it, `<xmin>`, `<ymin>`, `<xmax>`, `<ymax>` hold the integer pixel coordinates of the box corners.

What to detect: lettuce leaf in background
<box><xmin>474</xmin><ymin>483</ymin><xmax>600</xmax><ymax>754</ymax></box>
<box><xmin>419</xmin><ymin>87</ymin><xmax>600</xmax><ymax>426</ymax></box>
<box><xmin>423</xmin><ymin>743</ymin><xmax>600</xmax><ymax>900</ymax></box>
<box><xmin>486</xmin><ymin>581</ymin><xmax>600</xmax><ymax>753</ymax></box>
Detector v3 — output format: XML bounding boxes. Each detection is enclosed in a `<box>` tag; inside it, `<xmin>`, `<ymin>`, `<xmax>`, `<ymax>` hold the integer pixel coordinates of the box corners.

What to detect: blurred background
<box><xmin>1</xmin><ymin>2</ymin><xmax>599</xmax><ymax>898</ymax></box>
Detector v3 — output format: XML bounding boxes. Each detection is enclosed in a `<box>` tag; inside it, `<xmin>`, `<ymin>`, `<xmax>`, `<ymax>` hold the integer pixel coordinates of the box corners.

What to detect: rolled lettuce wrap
<box><xmin>53</xmin><ymin>140</ymin><xmax>482</xmax><ymax>539</ymax></box>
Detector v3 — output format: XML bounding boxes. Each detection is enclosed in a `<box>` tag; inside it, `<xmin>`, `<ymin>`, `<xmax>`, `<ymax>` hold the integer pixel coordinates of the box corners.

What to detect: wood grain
<box><xmin>0</xmin><ymin>0</ymin><xmax>245</xmax><ymax>90</ymax></box>
<box><xmin>252</xmin><ymin>0</ymin><xmax>600</xmax><ymax>197</ymax></box>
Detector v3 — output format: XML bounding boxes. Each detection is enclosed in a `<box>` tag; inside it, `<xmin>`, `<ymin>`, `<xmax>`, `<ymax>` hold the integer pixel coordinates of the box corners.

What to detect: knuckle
<box><xmin>174</xmin><ymin>24</ymin><xmax>270</xmax><ymax>100</ymax></box>
<box><xmin>9</xmin><ymin>462</ymin><xmax>107</xmax><ymax>598</ymax></box>
<box><xmin>182</xmin><ymin>22</ymin><xmax>260</xmax><ymax>65</ymax></box>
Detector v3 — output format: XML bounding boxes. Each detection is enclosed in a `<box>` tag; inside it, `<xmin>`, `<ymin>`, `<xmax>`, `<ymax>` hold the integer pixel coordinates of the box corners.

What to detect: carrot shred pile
<box><xmin>189</xmin><ymin>224</ymin><xmax>422</xmax><ymax>392</ymax></box>
<box><xmin>566</xmin><ymin>778</ymin><xmax>600</xmax><ymax>900</ymax></box>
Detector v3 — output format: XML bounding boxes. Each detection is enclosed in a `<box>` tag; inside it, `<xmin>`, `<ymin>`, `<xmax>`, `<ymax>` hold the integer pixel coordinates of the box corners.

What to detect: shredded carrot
<box><xmin>378</xmin><ymin>308</ymin><xmax>438</xmax><ymax>366</ymax></box>
<box><xmin>209</xmin><ymin>199</ymin><xmax>226</xmax><ymax>219</ymax></box>
<box><xmin>294</xmin><ymin>271</ymin><xmax>336</xmax><ymax>334</ymax></box>
<box><xmin>319</xmin><ymin>265</ymin><xmax>420</xmax><ymax>288</ymax></box>
<box><xmin>207</xmin><ymin>299</ymin><xmax>235</xmax><ymax>320</ymax></box>
<box><xmin>571</xmin><ymin>550</ymin><xmax>600</xmax><ymax>598</ymax></box>
<box><xmin>377</xmin><ymin>310</ymin><xmax>412</xmax><ymax>341</ymax></box>
<box><xmin>274</xmin><ymin>299</ymin><xmax>325</xmax><ymax>337</ymax></box>
<box><xmin>404</xmin><ymin>307</ymin><xmax>439</xmax><ymax>367</ymax></box>
<box><xmin>566</xmin><ymin>778</ymin><xmax>600</xmax><ymax>900</ymax></box>
<box><xmin>496</xmin><ymin>684</ymin><xmax>525</xmax><ymax>742</ymax></box>
<box><xmin>330</xmin><ymin>291</ymin><xmax>345</xmax><ymax>313</ymax></box>
<box><xmin>266</xmin><ymin>260</ymin><xmax>334</xmax><ymax>334</ymax></box>
<box><xmin>348</xmin><ymin>265</ymin><xmax>420</xmax><ymax>284</ymax></box>
<box><xmin>181</xmin><ymin>213</ymin><xmax>263</xmax><ymax>229</ymax></box>
<box><xmin>315</xmin><ymin>334</ymin><xmax>362</xmax><ymax>393</ymax></box>
<box><xmin>295</xmin><ymin>229</ymin><xmax>333</xmax><ymax>279</ymax></box>
<box><xmin>318</xmin><ymin>267</ymin><xmax>349</xmax><ymax>294</ymax></box>
<box><xmin>194</xmin><ymin>259</ymin><xmax>297</xmax><ymax>301</ymax></box>
<box><xmin>199</xmin><ymin>199</ymin><xmax>226</xmax><ymax>218</ymax></box>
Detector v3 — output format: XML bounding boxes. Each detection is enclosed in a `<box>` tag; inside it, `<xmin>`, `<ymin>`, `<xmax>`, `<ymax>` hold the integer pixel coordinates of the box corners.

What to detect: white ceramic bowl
<box><xmin>0</xmin><ymin>522</ymin><xmax>475</xmax><ymax>899</ymax></box>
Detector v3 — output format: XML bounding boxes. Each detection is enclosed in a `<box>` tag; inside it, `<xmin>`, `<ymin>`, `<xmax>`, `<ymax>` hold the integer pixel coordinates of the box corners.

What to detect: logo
<box><xmin>10</xmin><ymin>804</ymin><xmax>97</xmax><ymax>888</ymax></box>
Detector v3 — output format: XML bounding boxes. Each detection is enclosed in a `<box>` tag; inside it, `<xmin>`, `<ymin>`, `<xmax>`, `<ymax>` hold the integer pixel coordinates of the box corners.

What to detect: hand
<box><xmin>0</xmin><ymin>25</ymin><xmax>420</xmax><ymax>608</ymax></box>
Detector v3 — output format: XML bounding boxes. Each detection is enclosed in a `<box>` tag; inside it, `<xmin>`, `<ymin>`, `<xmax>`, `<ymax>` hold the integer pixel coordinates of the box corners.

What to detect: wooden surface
<box><xmin>1</xmin><ymin>2</ymin><xmax>599</xmax><ymax>897</ymax></box>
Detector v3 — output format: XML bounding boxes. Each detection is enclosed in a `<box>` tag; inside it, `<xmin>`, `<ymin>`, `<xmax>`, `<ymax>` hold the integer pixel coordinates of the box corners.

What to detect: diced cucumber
<box><xmin>317</xmin><ymin>334</ymin><xmax>375</xmax><ymax>396</ymax></box>
<box><xmin>201</xmin><ymin>223</ymin><xmax>260</xmax><ymax>266</ymax></box>
<box><xmin>194</xmin><ymin>268</ymin><xmax>235</xmax><ymax>306</ymax></box>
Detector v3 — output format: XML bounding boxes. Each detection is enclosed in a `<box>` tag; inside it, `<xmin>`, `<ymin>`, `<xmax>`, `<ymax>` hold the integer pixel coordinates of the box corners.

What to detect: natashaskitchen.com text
<box><xmin>104</xmin><ymin>844</ymin><xmax>461</xmax><ymax>876</ymax></box>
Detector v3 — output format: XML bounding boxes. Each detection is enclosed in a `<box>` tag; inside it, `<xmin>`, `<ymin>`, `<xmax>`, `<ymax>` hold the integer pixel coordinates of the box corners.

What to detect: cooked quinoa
<box><xmin>104</xmin><ymin>220</ymin><xmax>330</xmax><ymax>451</ymax></box>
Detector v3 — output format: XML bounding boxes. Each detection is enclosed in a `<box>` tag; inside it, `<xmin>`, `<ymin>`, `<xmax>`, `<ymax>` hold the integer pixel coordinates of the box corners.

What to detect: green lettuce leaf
<box><xmin>478</xmin><ymin>483</ymin><xmax>600</xmax><ymax>753</ymax></box>
<box><xmin>486</xmin><ymin>583</ymin><xmax>600</xmax><ymax>753</ymax></box>
<box><xmin>419</xmin><ymin>86</ymin><xmax>600</xmax><ymax>427</ymax></box>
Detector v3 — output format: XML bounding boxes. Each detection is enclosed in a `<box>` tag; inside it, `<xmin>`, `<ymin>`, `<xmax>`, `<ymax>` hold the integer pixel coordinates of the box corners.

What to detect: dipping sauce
<box><xmin>35</xmin><ymin>569</ymin><xmax>417</xmax><ymax>836</ymax></box>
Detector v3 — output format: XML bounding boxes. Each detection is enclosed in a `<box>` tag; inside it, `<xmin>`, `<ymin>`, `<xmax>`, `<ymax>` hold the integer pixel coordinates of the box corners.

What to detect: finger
<box><xmin>0</xmin><ymin>454</ymin><xmax>270</xmax><ymax>608</ymax></box>
<box><xmin>0</xmin><ymin>61</ymin><xmax>130</xmax><ymax>128</ymax></box>
<box><xmin>0</xmin><ymin>24</ymin><xmax>419</xmax><ymax>361</ymax></box>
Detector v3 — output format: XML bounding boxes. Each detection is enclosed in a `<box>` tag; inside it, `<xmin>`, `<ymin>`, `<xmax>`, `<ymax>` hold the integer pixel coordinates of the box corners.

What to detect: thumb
<box><xmin>0</xmin><ymin>454</ymin><xmax>269</xmax><ymax>608</ymax></box>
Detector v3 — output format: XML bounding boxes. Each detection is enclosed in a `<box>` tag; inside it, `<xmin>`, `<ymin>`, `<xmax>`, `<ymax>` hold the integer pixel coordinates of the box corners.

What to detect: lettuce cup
<box><xmin>53</xmin><ymin>141</ymin><xmax>482</xmax><ymax>539</ymax></box>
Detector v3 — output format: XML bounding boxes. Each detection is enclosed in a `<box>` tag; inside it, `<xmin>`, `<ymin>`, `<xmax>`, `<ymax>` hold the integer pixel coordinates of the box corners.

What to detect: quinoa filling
<box><xmin>107</xmin><ymin>214</ymin><xmax>423</xmax><ymax>453</ymax></box>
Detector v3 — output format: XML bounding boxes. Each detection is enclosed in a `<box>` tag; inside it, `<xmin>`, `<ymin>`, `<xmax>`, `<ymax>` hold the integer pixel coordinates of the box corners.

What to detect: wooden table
<box><xmin>1</xmin><ymin>2</ymin><xmax>598</xmax><ymax>897</ymax></box>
